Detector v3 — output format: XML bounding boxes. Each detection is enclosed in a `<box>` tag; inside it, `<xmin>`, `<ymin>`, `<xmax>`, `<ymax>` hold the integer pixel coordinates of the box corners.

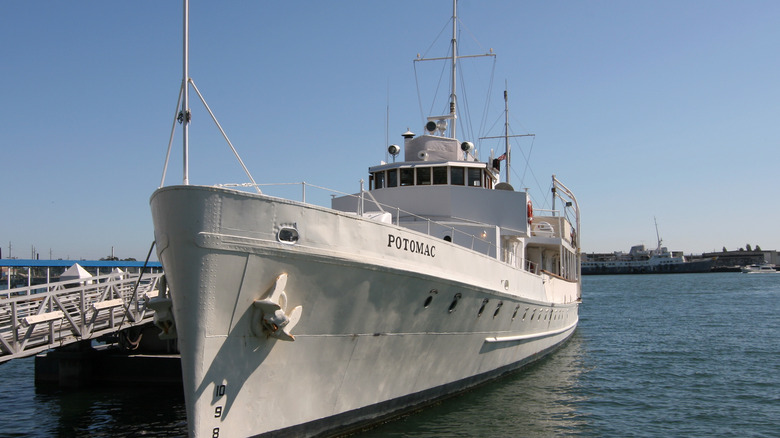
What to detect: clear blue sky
<box><xmin>2</xmin><ymin>1</ymin><xmax>779</xmax><ymax>260</ymax></box>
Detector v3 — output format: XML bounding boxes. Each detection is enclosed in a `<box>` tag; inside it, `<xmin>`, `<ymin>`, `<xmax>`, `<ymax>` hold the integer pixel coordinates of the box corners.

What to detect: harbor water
<box><xmin>0</xmin><ymin>273</ymin><xmax>777</xmax><ymax>437</ymax></box>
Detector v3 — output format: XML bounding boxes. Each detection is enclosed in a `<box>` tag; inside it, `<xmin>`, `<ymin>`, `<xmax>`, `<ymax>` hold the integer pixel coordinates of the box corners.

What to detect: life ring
<box><xmin>526</xmin><ymin>200</ymin><xmax>533</xmax><ymax>225</ymax></box>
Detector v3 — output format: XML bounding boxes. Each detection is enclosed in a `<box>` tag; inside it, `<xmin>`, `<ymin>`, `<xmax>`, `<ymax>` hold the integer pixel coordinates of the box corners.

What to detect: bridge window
<box><xmin>450</xmin><ymin>167</ymin><xmax>465</xmax><ymax>185</ymax></box>
<box><xmin>416</xmin><ymin>167</ymin><xmax>431</xmax><ymax>185</ymax></box>
<box><xmin>468</xmin><ymin>168</ymin><xmax>482</xmax><ymax>187</ymax></box>
<box><xmin>372</xmin><ymin>165</ymin><xmax>486</xmax><ymax>190</ymax></box>
<box><xmin>400</xmin><ymin>168</ymin><xmax>414</xmax><ymax>186</ymax></box>
<box><xmin>433</xmin><ymin>167</ymin><xmax>447</xmax><ymax>184</ymax></box>
<box><xmin>387</xmin><ymin>169</ymin><xmax>398</xmax><ymax>188</ymax></box>
<box><xmin>374</xmin><ymin>171</ymin><xmax>385</xmax><ymax>189</ymax></box>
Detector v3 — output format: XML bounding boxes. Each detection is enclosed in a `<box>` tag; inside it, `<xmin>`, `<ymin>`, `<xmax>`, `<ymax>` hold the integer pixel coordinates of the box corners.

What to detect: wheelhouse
<box><xmin>369</xmin><ymin>162</ymin><xmax>494</xmax><ymax>190</ymax></box>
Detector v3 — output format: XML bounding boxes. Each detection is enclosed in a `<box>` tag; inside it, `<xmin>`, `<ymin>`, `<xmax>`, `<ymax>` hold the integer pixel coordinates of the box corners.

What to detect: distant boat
<box><xmin>582</xmin><ymin>218</ymin><xmax>715</xmax><ymax>275</ymax></box>
<box><xmin>582</xmin><ymin>245</ymin><xmax>715</xmax><ymax>275</ymax></box>
<box><xmin>740</xmin><ymin>263</ymin><xmax>778</xmax><ymax>274</ymax></box>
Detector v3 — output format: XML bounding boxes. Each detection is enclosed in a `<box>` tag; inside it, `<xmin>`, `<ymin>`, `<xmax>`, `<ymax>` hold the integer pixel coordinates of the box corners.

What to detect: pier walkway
<box><xmin>0</xmin><ymin>263</ymin><xmax>164</xmax><ymax>363</ymax></box>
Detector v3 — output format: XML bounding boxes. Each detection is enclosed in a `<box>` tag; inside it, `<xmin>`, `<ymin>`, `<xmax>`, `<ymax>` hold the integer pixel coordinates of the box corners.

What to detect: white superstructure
<box><xmin>150</xmin><ymin>1</ymin><xmax>581</xmax><ymax>437</ymax></box>
<box><xmin>741</xmin><ymin>263</ymin><xmax>778</xmax><ymax>273</ymax></box>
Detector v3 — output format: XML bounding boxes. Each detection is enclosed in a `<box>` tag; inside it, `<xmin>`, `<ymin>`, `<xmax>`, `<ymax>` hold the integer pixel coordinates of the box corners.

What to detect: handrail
<box><xmin>213</xmin><ymin>181</ymin><xmax>578</xmax><ymax>275</ymax></box>
<box><xmin>218</xmin><ymin>181</ymin><xmax>505</xmax><ymax>259</ymax></box>
<box><xmin>0</xmin><ymin>272</ymin><xmax>164</xmax><ymax>363</ymax></box>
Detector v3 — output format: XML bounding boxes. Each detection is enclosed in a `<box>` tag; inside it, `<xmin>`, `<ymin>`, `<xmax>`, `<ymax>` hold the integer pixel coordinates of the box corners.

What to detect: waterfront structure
<box><xmin>703</xmin><ymin>249</ymin><xmax>779</xmax><ymax>271</ymax></box>
<box><xmin>0</xmin><ymin>259</ymin><xmax>162</xmax><ymax>290</ymax></box>
<box><xmin>582</xmin><ymin>244</ymin><xmax>715</xmax><ymax>275</ymax></box>
<box><xmin>0</xmin><ymin>265</ymin><xmax>164</xmax><ymax>363</ymax></box>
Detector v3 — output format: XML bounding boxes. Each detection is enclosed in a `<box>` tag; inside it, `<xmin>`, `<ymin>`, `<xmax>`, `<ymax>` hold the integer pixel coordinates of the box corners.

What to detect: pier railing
<box><xmin>0</xmin><ymin>272</ymin><xmax>164</xmax><ymax>363</ymax></box>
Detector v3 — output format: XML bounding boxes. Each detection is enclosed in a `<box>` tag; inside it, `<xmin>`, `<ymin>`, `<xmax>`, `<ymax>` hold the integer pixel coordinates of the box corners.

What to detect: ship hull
<box><xmin>151</xmin><ymin>185</ymin><xmax>579</xmax><ymax>437</ymax></box>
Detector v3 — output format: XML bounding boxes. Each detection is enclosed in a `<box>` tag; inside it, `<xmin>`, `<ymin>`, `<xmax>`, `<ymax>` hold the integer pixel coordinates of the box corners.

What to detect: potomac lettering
<box><xmin>387</xmin><ymin>234</ymin><xmax>435</xmax><ymax>258</ymax></box>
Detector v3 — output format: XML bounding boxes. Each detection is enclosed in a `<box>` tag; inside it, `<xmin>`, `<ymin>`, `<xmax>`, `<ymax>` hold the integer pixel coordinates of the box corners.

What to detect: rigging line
<box><xmin>457</xmin><ymin>49</ymin><xmax>496</xmax><ymax>145</ymax></box>
<box><xmin>418</xmin><ymin>18</ymin><xmax>452</xmax><ymax>61</ymax></box>
<box><xmin>160</xmin><ymin>83</ymin><xmax>185</xmax><ymax>188</ymax></box>
<box><xmin>189</xmin><ymin>79</ymin><xmax>261</xmax><ymax>194</ymax></box>
<box><xmin>507</xmin><ymin>125</ymin><xmax>533</xmax><ymax>163</ymax></box>
<box><xmin>478</xmin><ymin>58</ymin><xmax>497</xmax><ymax>141</ymax></box>
<box><xmin>520</xmin><ymin>136</ymin><xmax>535</xmax><ymax>188</ymax></box>
<box><xmin>115</xmin><ymin>240</ymin><xmax>156</xmax><ymax>340</ymax></box>
<box><xmin>501</xmin><ymin>110</ymin><xmax>543</xmax><ymax>199</ymax></box>
<box><xmin>414</xmin><ymin>62</ymin><xmax>425</xmax><ymax>125</ymax></box>
<box><xmin>509</xmin><ymin>111</ymin><xmax>532</xmax><ymax>137</ymax></box>
<box><xmin>483</xmin><ymin>111</ymin><xmax>504</xmax><ymax>139</ymax></box>
<box><xmin>433</xmin><ymin>49</ymin><xmax>450</xmax><ymax>116</ymax></box>
<box><xmin>416</xmin><ymin>47</ymin><xmax>453</xmax><ymax>123</ymax></box>
<box><xmin>506</xmin><ymin>125</ymin><xmax>535</xmax><ymax>183</ymax></box>
<box><xmin>414</xmin><ymin>17</ymin><xmax>453</xmax><ymax>125</ymax></box>
<box><xmin>457</xmin><ymin>18</ymin><xmax>493</xmax><ymax>55</ymax></box>
<box><xmin>457</xmin><ymin>58</ymin><xmax>473</xmax><ymax>142</ymax></box>
<box><xmin>514</xmin><ymin>137</ymin><xmax>547</xmax><ymax>210</ymax></box>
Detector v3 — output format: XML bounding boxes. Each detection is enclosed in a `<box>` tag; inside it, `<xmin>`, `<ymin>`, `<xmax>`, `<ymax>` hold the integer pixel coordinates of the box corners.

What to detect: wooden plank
<box><xmin>92</xmin><ymin>298</ymin><xmax>124</xmax><ymax>311</ymax></box>
<box><xmin>22</xmin><ymin>311</ymin><xmax>64</xmax><ymax>327</ymax></box>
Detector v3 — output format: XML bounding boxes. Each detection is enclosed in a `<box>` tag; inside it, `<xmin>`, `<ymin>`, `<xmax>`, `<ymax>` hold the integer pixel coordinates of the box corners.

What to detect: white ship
<box><xmin>741</xmin><ymin>263</ymin><xmax>778</xmax><ymax>274</ymax></box>
<box><xmin>150</xmin><ymin>1</ymin><xmax>582</xmax><ymax>437</ymax></box>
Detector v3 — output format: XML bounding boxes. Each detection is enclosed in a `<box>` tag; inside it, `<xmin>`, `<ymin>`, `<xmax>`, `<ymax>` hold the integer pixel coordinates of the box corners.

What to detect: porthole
<box><xmin>424</xmin><ymin>289</ymin><xmax>437</xmax><ymax>308</ymax></box>
<box><xmin>277</xmin><ymin>227</ymin><xmax>299</xmax><ymax>244</ymax></box>
<box><xmin>522</xmin><ymin>308</ymin><xmax>529</xmax><ymax>321</ymax></box>
<box><xmin>493</xmin><ymin>301</ymin><xmax>503</xmax><ymax>318</ymax></box>
<box><xmin>448</xmin><ymin>293</ymin><xmax>462</xmax><ymax>313</ymax></box>
<box><xmin>477</xmin><ymin>298</ymin><xmax>489</xmax><ymax>317</ymax></box>
<box><xmin>512</xmin><ymin>305</ymin><xmax>520</xmax><ymax>320</ymax></box>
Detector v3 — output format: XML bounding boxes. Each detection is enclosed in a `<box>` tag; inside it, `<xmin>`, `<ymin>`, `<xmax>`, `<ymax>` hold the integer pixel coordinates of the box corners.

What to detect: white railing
<box><xmin>216</xmin><ymin>181</ymin><xmax>579</xmax><ymax>276</ymax></box>
<box><xmin>219</xmin><ymin>181</ymin><xmax>509</xmax><ymax>259</ymax></box>
<box><xmin>0</xmin><ymin>272</ymin><xmax>164</xmax><ymax>363</ymax></box>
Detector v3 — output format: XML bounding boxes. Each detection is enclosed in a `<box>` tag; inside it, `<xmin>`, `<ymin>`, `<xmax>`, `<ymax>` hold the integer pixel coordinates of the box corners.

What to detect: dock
<box><xmin>0</xmin><ymin>259</ymin><xmax>179</xmax><ymax>387</ymax></box>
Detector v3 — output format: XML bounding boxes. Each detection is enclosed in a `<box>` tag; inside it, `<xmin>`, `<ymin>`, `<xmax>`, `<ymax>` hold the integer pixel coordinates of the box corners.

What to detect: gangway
<box><xmin>0</xmin><ymin>271</ymin><xmax>164</xmax><ymax>363</ymax></box>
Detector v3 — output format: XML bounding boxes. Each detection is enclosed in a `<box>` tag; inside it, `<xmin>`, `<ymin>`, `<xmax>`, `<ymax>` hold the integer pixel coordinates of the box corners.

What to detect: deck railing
<box><xmin>0</xmin><ymin>272</ymin><xmax>164</xmax><ymax>363</ymax></box>
<box><xmin>218</xmin><ymin>181</ymin><xmax>520</xmax><ymax>259</ymax></box>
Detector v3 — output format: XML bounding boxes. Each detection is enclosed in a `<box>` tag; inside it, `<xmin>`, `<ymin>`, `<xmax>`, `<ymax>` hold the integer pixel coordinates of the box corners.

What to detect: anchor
<box><xmin>148</xmin><ymin>275</ymin><xmax>177</xmax><ymax>340</ymax></box>
<box><xmin>148</xmin><ymin>299</ymin><xmax>177</xmax><ymax>339</ymax></box>
<box><xmin>252</xmin><ymin>273</ymin><xmax>302</xmax><ymax>341</ymax></box>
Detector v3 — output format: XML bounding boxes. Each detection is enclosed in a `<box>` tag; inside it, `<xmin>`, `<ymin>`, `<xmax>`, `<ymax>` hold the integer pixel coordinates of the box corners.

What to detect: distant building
<box><xmin>700</xmin><ymin>249</ymin><xmax>778</xmax><ymax>269</ymax></box>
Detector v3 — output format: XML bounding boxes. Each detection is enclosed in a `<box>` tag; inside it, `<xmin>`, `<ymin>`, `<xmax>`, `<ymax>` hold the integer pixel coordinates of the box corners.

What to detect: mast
<box><xmin>504</xmin><ymin>88</ymin><xmax>510</xmax><ymax>183</ymax></box>
<box><xmin>480</xmin><ymin>86</ymin><xmax>534</xmax><ymax>184</ymax></box>
<box><xmin>181</xmin><ymin>0</ymin><xmax>191</xmax><ymax>185</ymax></box>
<box><xmin>654</xmin><ymin>217</ymin><xmax>663</xmax><ymax>251</ymax></box>
<box><xmin>414</xmin><ymin>0</ymin><xmax>495</xmax><ymax>141</ymax></box>
<box><xmin>450</xmin><ymin>0</ymin><xmax>457</xmax><ymax>138</ymax></box>
<box><xmin>160</xmin><ymin>0</ymin><xmax>259</xmax><ymax>191</ymax></box>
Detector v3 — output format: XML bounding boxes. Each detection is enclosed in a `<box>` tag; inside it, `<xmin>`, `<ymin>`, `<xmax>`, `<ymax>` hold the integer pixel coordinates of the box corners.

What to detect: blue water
<box><xmin>1</xmin><ymin>273</ymin><xmax>778</xmax><ymax>437</ymax></box>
